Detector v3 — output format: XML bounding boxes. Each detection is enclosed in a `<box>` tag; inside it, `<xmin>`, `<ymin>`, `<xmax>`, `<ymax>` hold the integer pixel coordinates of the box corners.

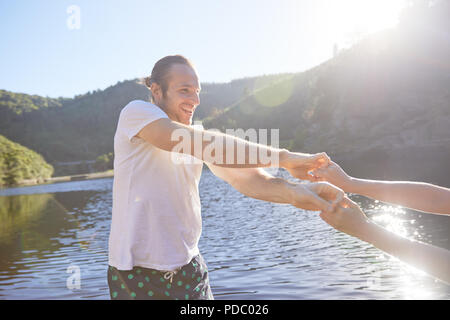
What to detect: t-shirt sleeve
<box><xmin>119</xmin><ymin>101</ymin><xmax>169</xmax><ymax>143</ymax></box>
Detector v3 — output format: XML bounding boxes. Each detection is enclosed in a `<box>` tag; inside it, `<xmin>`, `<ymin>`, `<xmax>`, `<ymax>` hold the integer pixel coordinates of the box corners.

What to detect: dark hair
<box><xmin>144</xmin><ymin>55</ymin><xmax>194</xmax><ymax>103</ymax></box>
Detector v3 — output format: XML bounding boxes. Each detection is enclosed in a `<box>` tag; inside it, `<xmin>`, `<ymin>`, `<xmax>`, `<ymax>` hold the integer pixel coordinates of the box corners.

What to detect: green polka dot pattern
<box><xmin>107</xmin><ymin>254</ymin><xmax>213</xmax><ymax>300</ymax></box>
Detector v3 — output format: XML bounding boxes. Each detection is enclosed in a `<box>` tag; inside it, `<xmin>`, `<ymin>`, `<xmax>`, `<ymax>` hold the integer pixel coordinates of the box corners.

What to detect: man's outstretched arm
<box><xmin>206</xmin><ymin>164</ymin><xmax>344</xmax><ymax>213</ymax></box>
<box><xmin>137</xmin><ymin>118</ymin><xmax>328</xmax><ymax>176</ymax></box>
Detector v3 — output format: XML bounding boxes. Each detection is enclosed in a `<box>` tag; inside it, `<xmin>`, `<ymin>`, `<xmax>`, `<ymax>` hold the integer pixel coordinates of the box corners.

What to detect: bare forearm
<box><xmin>172</xmin><ymin>123</ymin><xmax>286</xmax><ymax>168</ymax></box>
<box><xmin>360</xmin><ymin>221</ymin><xmax>450</xmax><ymax>284</ymax></box>
<box><xmin>347</xmin><ymin>178</ymin><xmax>450</xmax><ymax>215</ymax></box>
<box><xmin>228</xmin><ymin>169</ymin><xmax>295</xmax><ymax>204</ymax></box>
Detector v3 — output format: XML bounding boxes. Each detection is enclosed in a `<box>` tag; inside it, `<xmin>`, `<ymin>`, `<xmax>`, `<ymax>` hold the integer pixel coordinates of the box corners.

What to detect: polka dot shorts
<box><xmin>107</xmin><ymin>254</ymin><xmax>214</xmax><ymax>300</ymax></box>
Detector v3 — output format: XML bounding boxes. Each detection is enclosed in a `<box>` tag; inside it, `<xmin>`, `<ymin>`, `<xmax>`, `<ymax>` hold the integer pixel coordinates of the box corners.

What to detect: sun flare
<box><xmin>321</xmin><ymin>0</ymin><xmax>407</xmax><ymax>47</ymax></box>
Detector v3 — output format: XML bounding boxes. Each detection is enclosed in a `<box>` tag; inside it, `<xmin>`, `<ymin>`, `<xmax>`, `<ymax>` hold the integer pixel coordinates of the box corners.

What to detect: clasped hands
<box><xmin>280</xmin><ymin>150</ymin><xmax>364</xmax><ymax>215</ymax></box>
<box><xmin>279</xmin><ymin>150</ymin><xmax>369</xmax><ymax>237</ymax></box>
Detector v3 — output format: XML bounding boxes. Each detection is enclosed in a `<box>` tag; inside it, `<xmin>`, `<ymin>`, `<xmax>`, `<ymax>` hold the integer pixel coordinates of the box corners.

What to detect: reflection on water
<box><xmin>0</xmin><ymin>194</ymin><xmax>52</xmax><ymax>245</ymax></box>
<box><xmin>0</xmin><ymin>185</ymin><xmax>112</xmax><ymax>299</ymax></box>
<box><xmin>0</xmin><ymin>171</ymin><xmax>448</xmax><ymax>299</ymax></box>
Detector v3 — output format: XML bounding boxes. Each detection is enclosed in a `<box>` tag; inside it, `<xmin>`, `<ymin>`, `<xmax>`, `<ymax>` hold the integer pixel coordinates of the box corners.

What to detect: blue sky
<box><xmin>0</xmin><ymin>0</ymin><xmax>406</xmax><ymax>98</ymax></box>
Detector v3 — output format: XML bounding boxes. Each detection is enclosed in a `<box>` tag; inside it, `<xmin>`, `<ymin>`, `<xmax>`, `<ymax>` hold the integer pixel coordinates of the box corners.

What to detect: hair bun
<box><xmin>144</xmin><ymin>77</ymin><xmax>152</xmax><ymax>88</ymax></box>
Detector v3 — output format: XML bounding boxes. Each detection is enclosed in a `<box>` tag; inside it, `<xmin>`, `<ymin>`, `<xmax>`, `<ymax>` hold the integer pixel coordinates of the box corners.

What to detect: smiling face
<box><xmin>152</xmin><ymin>63</ymin><xmax>201</xmax><ymax>125</ymax></box>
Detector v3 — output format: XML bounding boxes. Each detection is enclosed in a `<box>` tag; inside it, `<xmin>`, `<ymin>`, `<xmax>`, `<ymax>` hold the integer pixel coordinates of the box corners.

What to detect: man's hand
<box><xmin>310</xmin><ymin>160</ymin><xmax>353</xmax><ymax>190</ymax></box>
<box><xmin>280</xmin><ymin>151</ymin><xmax>330</xmax><ymax>181</ymax></box>
<box><xmin>288</xmin><ymin>181</ymin><xmax>344</xmax><ymax>213</ymax></box>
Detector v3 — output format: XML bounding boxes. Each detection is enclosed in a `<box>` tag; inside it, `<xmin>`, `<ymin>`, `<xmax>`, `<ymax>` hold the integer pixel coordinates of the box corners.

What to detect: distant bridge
<box><xmin>54</xmin><ymin>160</ymin><xmax>96</xmax><ymax>166</ymax></box>
<box><xmin>52</xmin><ymin>160</ymin><xmax>97</xmax><ymax>175</ymax></box>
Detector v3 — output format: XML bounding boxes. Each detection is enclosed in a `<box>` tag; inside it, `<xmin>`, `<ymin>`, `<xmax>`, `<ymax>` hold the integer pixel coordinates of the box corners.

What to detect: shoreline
<box><xmin>2</xmin><ymin>166</ymin><xmax>212</xmax><ymax>189</ymax></box>
<box><xmin>3</xmin><ymin>170</ymin><xmax>114</xmax><ymax>189</ymax></box>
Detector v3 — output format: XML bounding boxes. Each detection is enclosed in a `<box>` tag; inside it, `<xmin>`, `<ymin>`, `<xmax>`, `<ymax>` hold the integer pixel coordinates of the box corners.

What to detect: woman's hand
<box><xmin>281</xmin><ymin>151</ymin><xmax>330</xmax><ymax>181</ymax></box>
<box><xmin>319</xmin><ymin>197</ymin><xmax>371</xmax><ymax>239</ymax></box>
<box><xmin>310</xmin><ymin>161</ymin><xmax>353</xmax><ymax>191</ymax></box>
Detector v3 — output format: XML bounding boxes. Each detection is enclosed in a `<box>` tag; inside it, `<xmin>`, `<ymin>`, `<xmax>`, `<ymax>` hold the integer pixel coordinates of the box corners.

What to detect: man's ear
<box><xmin>150</xmin><ymin>82</ymin><xmax>162</xmax><ymax>101</ymax></box>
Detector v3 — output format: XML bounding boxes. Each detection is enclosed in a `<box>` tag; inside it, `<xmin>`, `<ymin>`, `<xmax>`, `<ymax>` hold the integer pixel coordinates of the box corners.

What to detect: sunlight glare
<box><xmin>371</xmin><ymin>206</ymin><xmax>408</xmax><ymax>238</ymax></box>
<box><xmin>321</xmin><ymin>0</ymin><xmax>407</xmax><ymax>47</ymax></box>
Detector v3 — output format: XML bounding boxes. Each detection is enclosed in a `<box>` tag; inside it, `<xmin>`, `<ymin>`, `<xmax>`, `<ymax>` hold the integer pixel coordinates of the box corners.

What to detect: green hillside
<box><xmin>0</xmin><ymin>135</ymin><xmax>53</xmax><ymax>186</ymax></box>
<box><xmin>0</xmin><ymin>80</ymin><xmax>149</xmax><ymax>165</ymax></box>
<box><xmin>206</xmin><ymin>1</ymin><xmax>450</xmax><ymax>151</ymax></box>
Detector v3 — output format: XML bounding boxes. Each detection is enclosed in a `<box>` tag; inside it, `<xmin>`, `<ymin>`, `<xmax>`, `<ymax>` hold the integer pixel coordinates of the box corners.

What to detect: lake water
<box><xmin>0</xmin><ymin>168</ymin><xmax>449</xmax><ymax>299</ymax></box>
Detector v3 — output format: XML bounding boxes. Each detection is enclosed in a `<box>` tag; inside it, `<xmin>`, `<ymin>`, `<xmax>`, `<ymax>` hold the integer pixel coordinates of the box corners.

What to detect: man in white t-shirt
<box><xmin>107</xmin><ymin>55</ymin><xmax>343</xmax><ymax>300</ymax></box>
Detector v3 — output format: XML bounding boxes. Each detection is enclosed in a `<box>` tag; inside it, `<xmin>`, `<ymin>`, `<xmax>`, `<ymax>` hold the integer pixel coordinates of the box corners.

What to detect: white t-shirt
<box><xmin>108</xmin><ymin>100</ymin><xmax>204</xmax><ymax>271</ymax></box>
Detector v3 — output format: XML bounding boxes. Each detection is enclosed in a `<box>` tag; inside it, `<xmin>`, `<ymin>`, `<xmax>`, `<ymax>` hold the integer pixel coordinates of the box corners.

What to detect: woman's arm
<box><xmin>312</xmin><ymin>161</ymin><xmax>450</xmax><ymax>215</ymax></box>
<box><xmin>320</xmin><ymin>199</ymin><xmax>450</xmax><ymax>284</ymax></box>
